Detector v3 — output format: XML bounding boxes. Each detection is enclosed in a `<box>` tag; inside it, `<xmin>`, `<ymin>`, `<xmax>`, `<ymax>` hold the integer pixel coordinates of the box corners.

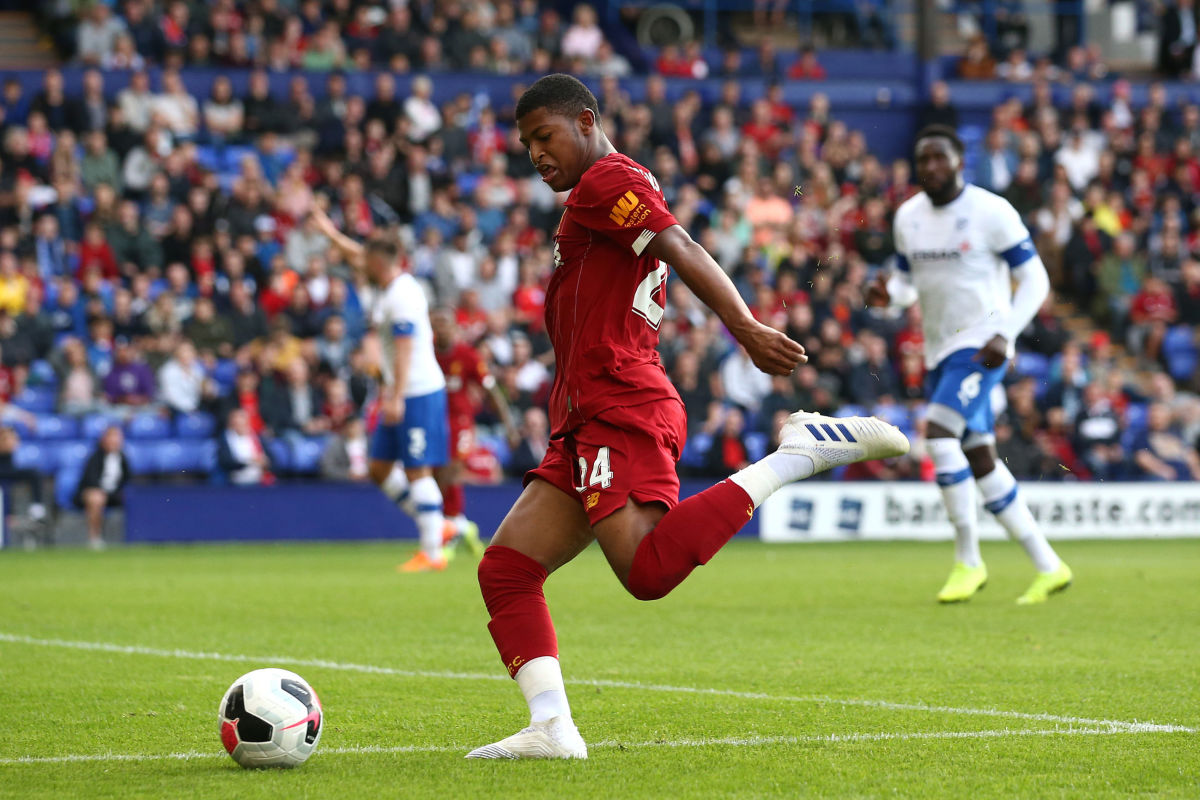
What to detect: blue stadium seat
<box><xmin>212</xmin><ymin>359</ymin><xmax>239</xmax><ymax>393</ymax></box>
<box><xmin>1124</xmin><ymin>403</ymin><xmax>1149</xmax><ymax>434</ymax></box>
<box><xmin>14</xmin><ymin>443</ymin><xmax>54</xmax><ymax>473</ymax></box>
<box><xmin>126</xmin><ymin>413</ymin><xmax>171</xmax><ymax>440</ymax></box>
<box><xmin>744</xmin><ymin>432</ymin><xmax>768</xmax><ymax>462</ymax></box>
<box><xmin>478</xmin><ymin>433</ymin><xmax>510</xmax><ymax>466</ymax></box>
<box><xmin>28</xmin><ymin>359</ymin><xmax>57</xmax><ymax>386</ymax></box>
<box><xmin>290</xmin><ymin>436</ymin><xmax>328</xmax><ymax>475</ymax></box>
<box><xmin>199</xmin><ymin>440</ymin><xmax>218</xmax><ymax>472</ymax></box>
<box><xmin>264</xmin><ymin>438</ymin><xmax>291</xmax><ymax>472</ymax></box>
<box><xmin>175</xmin><ymin>411</ymin><xmax>216</xmax><ymax>439</ymax></box>
<box><xmin>81</xmin><ymin>413</ymin><xmax>122</xmax><ymax>441</ymax></box>
<box><xmin>834</xmin><ymin>404</ymin><xmax>868</xmax><ymax>418</ymax></box>
<box><xmin>154</xmin><ymin>441</ymin><xmax>210</xmax><ymax>474</ymax></box>
<box><xmin>31</xmin><ymin>414</ymin><xmax>78</xmax><ymax>440</ymax></box>
<box><xmin>50</xmin><ymin>440</ymin><xmax>91</xmax><ymax>471</ymax></box>
<box><xmin>679</xmin><ymin>432</ymin><xmax>713</xmax><ymax>468</ymax></box>
<box><xmin>1014</xmin><ymin>352</ymin><xmax>1051</xmax><ymax>381</ymax></box>
<box><xmin>871</xmin><ymin>404</ymin><xmax>911</xmax><ymax>430</ymax></box>
<box><xmin>124</xmin><ymin>441</ymin><xmax>159</xmax><ymax>475</ymax></box>
<box><xmin>55</xmin><ymin>465</ymin><xmax>83</xmax><ymax>509</ymax></box>
<box><xmin>12</xmin><ymin>386</ymin><xmax>57</xmax><ymax>414</ymax></box>
<box><xmin>1163</xmin><ymin>325</ymin><xmax>1198</xmax><ymax>382</ymax></box>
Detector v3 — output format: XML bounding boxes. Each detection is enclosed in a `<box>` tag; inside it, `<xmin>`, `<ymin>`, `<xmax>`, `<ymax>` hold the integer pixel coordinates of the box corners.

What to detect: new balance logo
<box><xmin>805</xmin><ymin>423</ymin><xmax>858</xmax><ymax>443</ymax></box>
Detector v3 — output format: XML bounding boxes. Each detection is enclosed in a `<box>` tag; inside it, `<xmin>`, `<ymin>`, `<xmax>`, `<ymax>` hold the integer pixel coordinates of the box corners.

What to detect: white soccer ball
<box><xmin>218</xmin><ymin>668</ymin><xmax>323</xmax><ymax>768</ymax></box>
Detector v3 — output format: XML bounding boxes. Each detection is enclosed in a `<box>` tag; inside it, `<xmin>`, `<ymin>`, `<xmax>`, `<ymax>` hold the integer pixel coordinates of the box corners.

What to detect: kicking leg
<box><xmin>966</xmin><ymin>438</ymin><xmax>1072</xmax><ymax>604</ymax></box>
<box><xmin>598</xmin><ymin>411</ymin><xmax>909</xmax><ymax>601</ymax></box>
<box><xmin>467</xmin><ymin>479</ymin><xmax>593</xmax><ymax>759</ymax></box>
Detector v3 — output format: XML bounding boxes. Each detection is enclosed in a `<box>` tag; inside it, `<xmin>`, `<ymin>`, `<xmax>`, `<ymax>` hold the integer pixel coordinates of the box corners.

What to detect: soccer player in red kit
<box><xmin>431</xmin><ymin>307</ymin><xmax>517</xmax><ymax>558</ymax></box>
<box><xmin>466</xmin><ymin>75</ymin><xmax>909</xmax><ymax>760</ymax></box>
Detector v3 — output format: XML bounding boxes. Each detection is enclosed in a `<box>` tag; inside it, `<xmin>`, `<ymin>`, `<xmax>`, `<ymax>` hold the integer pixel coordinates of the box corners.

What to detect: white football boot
<box><xmin>778</xmin><ymin>411</ymin><xmax>910</xmax><ymax>473</ymax></box>
<box><xmin>465</xmin><ymin>716</ymin><xmax>588</xmax><ymax>760</ymax></box>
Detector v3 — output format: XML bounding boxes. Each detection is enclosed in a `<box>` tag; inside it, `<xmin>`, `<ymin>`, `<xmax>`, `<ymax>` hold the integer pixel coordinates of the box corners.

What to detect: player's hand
<box><xmin>973</xmin><ymin>335</ymin><xmax>1009</xmax><ymax>369</ymax></box>
<box><xmin>740</xmin><ymin>322</ymin><xmax>807</xmax><ymax>375</ymax></box>
<box><xmin>381</xmin><ymin>394</ymin><xmax>404</xmax><ymax>425</ymax></box>
<box><xmin>865</xmin><ymin>275</ymin><xmax>890</xmax><ymax>307</ymax></box>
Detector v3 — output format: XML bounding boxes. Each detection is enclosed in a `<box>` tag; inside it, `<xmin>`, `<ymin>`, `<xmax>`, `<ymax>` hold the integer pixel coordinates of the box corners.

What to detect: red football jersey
<box><xmin>437</xmin><ymin>341</ymin><xmax>490</xmax><ymax>420</ymax></box>
<box><xmin>546</xmin><ymin>152</ymin><xmax>682</xmax><ymax>435</ymax></box>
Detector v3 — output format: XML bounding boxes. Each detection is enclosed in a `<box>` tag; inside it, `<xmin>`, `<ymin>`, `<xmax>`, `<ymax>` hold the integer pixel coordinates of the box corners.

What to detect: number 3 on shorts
<box><xmin>575</xmin><ymin>446</ymin><xmax>614</xmax><ymax>491</ymax></box>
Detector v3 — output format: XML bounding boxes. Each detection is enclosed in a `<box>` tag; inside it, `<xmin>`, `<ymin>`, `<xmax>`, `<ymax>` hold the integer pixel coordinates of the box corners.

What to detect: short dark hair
<box><xmin>914</xmin><ymin>124</ymin><xmax>964</xmax><ymax>155</ymax></box>
<box><xmin>365</xmin><ymin>238</ymin><xmax>398</xmax><ymax>259</ymax></box>
<box><xmin>515</xmin><ymin>74</ymin><xmax>599</xmax><ymax>124</ymax></box>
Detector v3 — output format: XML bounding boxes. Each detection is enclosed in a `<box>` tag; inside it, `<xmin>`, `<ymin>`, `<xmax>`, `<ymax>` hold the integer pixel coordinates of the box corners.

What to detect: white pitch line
<box><xmin>2</xmin><ymin>632</ymin><xmax>1195</xmax><ymax>735</ymax></box>
<box><xmin>0</xmin><ymin>727</ymin><xmax>1150</xmax><ymax>767</ymax></box>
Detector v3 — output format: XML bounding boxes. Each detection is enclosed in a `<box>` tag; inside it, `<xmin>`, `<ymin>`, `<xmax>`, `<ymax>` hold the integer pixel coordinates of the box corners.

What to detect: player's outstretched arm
<box><xmin>309</xmin><ymin>205</ymin><xmax>367</xmax><ymax>272</ymax></box>
<box><xmin>646</xmin><ymin>225</ymin><xmax>806</xmax><ymax>375</ymax></box>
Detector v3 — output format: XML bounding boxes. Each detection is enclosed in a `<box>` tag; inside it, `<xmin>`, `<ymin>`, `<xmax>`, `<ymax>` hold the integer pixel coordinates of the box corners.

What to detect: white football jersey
<box><xmin>372</xmin><ymin>272</ymin><xmax>445</xmax><ymax>397</ymax></box>
<box><xmin>893</xmin><ymin>184</ymin><xmax>1035</xmax><ymax>369</ymax></box>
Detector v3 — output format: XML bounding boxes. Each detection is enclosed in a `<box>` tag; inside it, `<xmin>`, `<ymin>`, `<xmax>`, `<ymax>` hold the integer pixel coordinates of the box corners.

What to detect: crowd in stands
<box><xmin>0</xmin><ymin>2</ymin><xmax>1192</xmax><ymax>532</ymax></box>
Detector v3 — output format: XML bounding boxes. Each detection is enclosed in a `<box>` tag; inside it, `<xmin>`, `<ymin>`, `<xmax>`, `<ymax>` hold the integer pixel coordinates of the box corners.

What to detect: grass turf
<box><xmin>1</xmin><ymin>538</ymin><xmax>1197</xmax><ymax>799</ymax></box>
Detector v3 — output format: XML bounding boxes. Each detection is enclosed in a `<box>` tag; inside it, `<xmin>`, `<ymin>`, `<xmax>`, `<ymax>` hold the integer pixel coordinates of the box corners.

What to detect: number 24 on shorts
<box><xmin>575</xmin><ymin>446</ymin><xmax>613</xmax><ymax>492</ymax></box>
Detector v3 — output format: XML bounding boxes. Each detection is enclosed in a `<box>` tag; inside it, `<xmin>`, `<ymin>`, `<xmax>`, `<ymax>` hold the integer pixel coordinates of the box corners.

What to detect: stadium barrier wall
<box><xmin>759</xmin><ymin>482</ymin><xmax>1200</xmax><ymax>542</ymax></box>
<box><xmin>121</xmin><ymin>480</ymin><xmax>762</xmax><ymax>543</ymax></box>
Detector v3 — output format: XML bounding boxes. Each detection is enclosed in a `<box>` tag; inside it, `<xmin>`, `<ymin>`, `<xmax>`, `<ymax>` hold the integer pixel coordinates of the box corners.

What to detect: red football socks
<box><xmin>478</xmin><ymin>545</ymin><xmax>559</xmax><ymax>677</ymax></box>
<box><xmin>626</xmin><ymin>480</ymin><xmax>755</xmax><ymax>601</ymax></box>
<box><xmin>442</xmin><ymin>483</ymin><xmax>465</xmax><ymax>518</ymax></box>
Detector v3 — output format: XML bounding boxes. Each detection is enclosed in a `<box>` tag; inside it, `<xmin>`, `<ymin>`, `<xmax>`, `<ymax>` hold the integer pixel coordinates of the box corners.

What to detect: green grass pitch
<box><xmin>1</xmin><ymin>538</ymin><xmax>1197</xmax><ymax>799</ymax></box>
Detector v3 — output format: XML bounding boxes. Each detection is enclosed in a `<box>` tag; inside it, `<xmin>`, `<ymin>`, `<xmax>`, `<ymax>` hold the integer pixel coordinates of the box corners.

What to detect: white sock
<box><xmin>381</xmin><ymin>466</ymin><xmax>415</xmax><ymax>515</ymax></box>
<box><xmin>729</xmin><ymin>452</ymin><xmax>815</xmax><ymax>508</ymax></box>
<box><xmin>453</xmin><ymin>513</ymin><xmax>470</xmax><ymax>534</ymax></box>
<box><xmin>977</xmin><ymin>463</ymin><xmax>1061</xmax><ymax>573</ymax></box>
<box><xmin>927</xmin><ymin>438</ymin><xmax>981</xmax><ymax>568</ymax></box>
<box><xmin>409</xmin><ymin>475</ymin><xmax>445</xmax><ymax>560</ymax></box>
<box><xmin>515</xmin><ymin>656</ymin><xmax>571</xmax><ymax>724</ymax></box>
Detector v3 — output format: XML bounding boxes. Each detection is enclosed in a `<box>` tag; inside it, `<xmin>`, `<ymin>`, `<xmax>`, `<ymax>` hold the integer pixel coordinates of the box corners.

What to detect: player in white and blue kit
<box><xmin>313</xmin><ymin>207</ymin><xmax>451</xmax><ymax>572</ymax></box>
<box><xmin>870</xmin><ymin>125</ymin><xmax>1073</xmax><ymax>605</ymax></box>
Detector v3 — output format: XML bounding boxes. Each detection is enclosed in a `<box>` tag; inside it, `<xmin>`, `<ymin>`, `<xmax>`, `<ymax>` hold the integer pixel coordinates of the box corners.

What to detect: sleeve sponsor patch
<box><xmin>609</xmin><ymin>190</ymin><xmax>650</xmax><ymax>228</ymax></box>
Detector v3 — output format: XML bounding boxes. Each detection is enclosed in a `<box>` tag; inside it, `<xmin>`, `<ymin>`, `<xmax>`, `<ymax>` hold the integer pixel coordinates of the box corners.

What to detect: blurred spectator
<box><xmin>103</xmin><ymin>338</ymin><xmax>155</xmax><ymax>409</ymax></box>
<box><xmin>54</xmin><ymin>337</ymin><xmax>101</xmax><ymax>415</ymax></box>
<box><xmin>319</xmin><ymin>416</ymin><xmax>369</xmax><ymax>482</ymax></box>
<box><xmin>719</xmin><ymin>345</ymin><xmax>772</xmax><ymax>415</ymax></box>
<box><xmin>918</xmin><ymin>81</ymin><xmax>958</xmax><ymax>130</ymax></box>
<box><xmin>959</xmin><ymin>36</ymin><xmax>996</xmax><ymax>79</ymax></box>
<box><xmin>977</xmin><ymin>128</ymin><xmax>1018</xmax><ymax>194</ymax></box>
<box><xmin>703</xmin><ymin>407</ymin><xmax>750</xmax><ymax>476</ymax></box>
<box><xmin>0</xmin><ymin>426</ymin><xmax>46</xmax><ymax>522</ymax></box>
<box><xmin>788</xmin><ymin>44</ymin><xmax>826</xmax><ymax>80</ymax></box>
<box><xmin>158</xmin><ymin>340</ymin><xmax>213</xmax><ymax>415</ymax></box>
<box><xmin>261</xmin><ymin>359</ymin><xmax>328</xmax><ymax>438</ymax></box>
<box><xmin>1132</xmin><ymin>402</ymin><xmax>1200</xmax><ymax>479</ymax></box>
<box><xmin>218</xmin><ymin>408</ymin><xmax>272</xmax><ymax>485</ymax></box>
<box><xmin>507</xmin><ymin>406</ymin><xmax>549</xmax><ymax>478</ymax></box>
<box><xmin>74</xmin><ymin>425</ymin><xmax>129</xmax><ymax>550</ymax></box>
<box><xmin>1159</xmin><ymin>0</ymin><xmax>1200</xmax><ymax>78</ymax></box>
<box><xmin>184</xmin><ymin>296</ymin><xmax>235</xmax><ymax>358</ymax></box>
<box><xmin>561</xmin><ymin>4</ymin><xmax>603</xmax><ymax>61</ymax></box>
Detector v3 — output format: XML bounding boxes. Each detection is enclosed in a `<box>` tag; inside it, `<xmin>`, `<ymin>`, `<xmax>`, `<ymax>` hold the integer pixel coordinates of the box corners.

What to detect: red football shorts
<box><xmin>449</xmin><ymin>414</ymin><xmax>476</xmax><ymax>462</ymax></box>
<box><xmin>525</xmin><ymin>398</ymin><xmax>687</xmax><ymax>525</ymax></box>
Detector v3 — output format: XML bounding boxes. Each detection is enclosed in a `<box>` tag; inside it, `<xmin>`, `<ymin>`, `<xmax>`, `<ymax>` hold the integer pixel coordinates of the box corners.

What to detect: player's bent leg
<box><xmin>967</xmin><ymin>444</ymin><xmax>1072</xmax><ymax>604</ymax></box>
<box><xmin>607</xmin><ymin>410</ymin><xmax>909</xmax><ymax>602</ymax></box>
<box><xmin>468</xmin><ymin>479</ymin><xmax>593</xmax><ymax>760</ymax></box>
